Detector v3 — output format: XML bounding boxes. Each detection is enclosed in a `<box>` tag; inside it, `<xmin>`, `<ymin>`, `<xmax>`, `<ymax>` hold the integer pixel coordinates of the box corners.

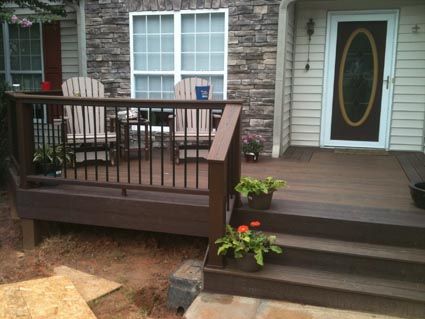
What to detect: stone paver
<box><xmin>184</xmin><ymin>293</ymin><xmax>260</xmax><ymax>319</ymax></box>
<box><xmin>185</xmin><ymin>293</ymin><xmax>405</xmax><ymax>319</ymax></box>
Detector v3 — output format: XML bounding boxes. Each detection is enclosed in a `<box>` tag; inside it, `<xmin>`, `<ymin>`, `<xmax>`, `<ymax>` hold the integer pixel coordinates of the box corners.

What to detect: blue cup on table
<box><xmin>195</xmin><ymin>86</ymin><xmax>210</xmax><ymax>100</ymax></box>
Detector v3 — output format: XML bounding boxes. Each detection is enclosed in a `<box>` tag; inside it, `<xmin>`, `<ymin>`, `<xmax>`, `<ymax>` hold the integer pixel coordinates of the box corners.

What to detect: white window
<box><xmin>0</xmin><ymin>22</ymin><xmax>43</xmax><ymax>90</ymax></box>
<box><xmin>130</xmin><ymin>10</ymin><xmax>228</xmax><ymax>102</ymax></box>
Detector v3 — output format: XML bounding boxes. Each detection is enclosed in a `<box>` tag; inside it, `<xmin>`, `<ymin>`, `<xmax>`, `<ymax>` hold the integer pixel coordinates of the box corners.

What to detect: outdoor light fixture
<box><xmin>305</xmin><ymin>18</ymin><xmax>315</xmax><ymax>71</ymax></box>
<box><xmin>412</xmin><ymin>24</ymin><xmax>420</xmax><ymax>33</ymax></box>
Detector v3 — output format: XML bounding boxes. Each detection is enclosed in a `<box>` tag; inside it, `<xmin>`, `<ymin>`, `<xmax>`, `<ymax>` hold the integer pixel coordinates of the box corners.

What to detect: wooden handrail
<box><xmin>6</xmin><ymin>92</ymin><xmax>242</xmax><ymax>109</ymax></box>
<box><xmin>207</xmin><ymin>102</ymin><xmax>242</xmax><ymax>268</ymax></box>
<box><xmin>207</xmin><ymin>104</ymin><xmax>242</xmax><ymax>163</ymax></box>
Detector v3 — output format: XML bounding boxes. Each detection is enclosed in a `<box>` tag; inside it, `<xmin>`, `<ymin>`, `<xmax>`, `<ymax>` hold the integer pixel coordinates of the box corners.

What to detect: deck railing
<box><xmin>7</xmin><ymin>91</ymin><xmax>242</xmax><ymax>266</ymax></box>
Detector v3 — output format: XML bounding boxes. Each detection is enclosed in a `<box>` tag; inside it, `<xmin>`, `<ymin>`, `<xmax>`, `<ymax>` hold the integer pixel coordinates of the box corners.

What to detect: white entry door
<box><xmin>321</xmin><ymin>11</ymin><xmax>398</xmax><ymax>149</ymax></box>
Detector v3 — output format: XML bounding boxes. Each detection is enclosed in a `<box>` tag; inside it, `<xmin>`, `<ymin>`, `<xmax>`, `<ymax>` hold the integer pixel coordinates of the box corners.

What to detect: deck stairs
<box><xmin>204</xmin><ymin>198</ymin><xmax>425</xmax><ymax>318</ymax></box>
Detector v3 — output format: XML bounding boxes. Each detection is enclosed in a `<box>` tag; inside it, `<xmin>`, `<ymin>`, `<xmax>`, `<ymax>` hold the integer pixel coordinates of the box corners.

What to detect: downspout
<box><xmin>75</xmin><ymin>0</ymin><xmax>87</xmax><ymax>76</ymax></box>
<box><xmin>272</xmin><ymin>0</ymin><xmax>297</xmax><ymax>158</ymax></box>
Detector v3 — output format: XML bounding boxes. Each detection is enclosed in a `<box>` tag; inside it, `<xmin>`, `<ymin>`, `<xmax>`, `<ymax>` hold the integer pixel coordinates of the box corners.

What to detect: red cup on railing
<box><xmin>40</xmin><ymin>81</ymin><xmax>52</xmax><ymax>91</ymax></box>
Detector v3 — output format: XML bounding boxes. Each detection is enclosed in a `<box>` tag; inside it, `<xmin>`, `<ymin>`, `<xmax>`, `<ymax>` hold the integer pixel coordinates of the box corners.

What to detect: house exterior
<box><xmin>0</xmin><ymin>3</ymin><xmax>83</xmax><ymax>90</ymax></box>
<box><xmin>3</xmin><ymin>0</ymin><xmax>425</xmax><ymax>156</ymax></box>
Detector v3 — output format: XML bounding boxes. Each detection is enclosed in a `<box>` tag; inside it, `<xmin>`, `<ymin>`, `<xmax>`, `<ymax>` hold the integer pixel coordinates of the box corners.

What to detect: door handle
<box><xmin>384</xmin><ymin>75</ymin><xmax>390</xmax><ymax>89</ymax></box>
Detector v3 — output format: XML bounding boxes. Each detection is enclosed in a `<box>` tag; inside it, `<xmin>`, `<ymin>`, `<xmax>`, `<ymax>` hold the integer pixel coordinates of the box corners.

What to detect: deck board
<box><xmin>48</xmin><ymin>148</ymin><xmax>421</xmax><ymax>212</ymax></box>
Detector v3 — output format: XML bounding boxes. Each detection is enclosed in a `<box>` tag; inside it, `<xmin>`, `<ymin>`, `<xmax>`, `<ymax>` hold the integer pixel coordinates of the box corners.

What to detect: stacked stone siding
<box><xmin>85</xmin><ymin>0</ymin><xmax>281</xmax><ymax>153</ymax></box>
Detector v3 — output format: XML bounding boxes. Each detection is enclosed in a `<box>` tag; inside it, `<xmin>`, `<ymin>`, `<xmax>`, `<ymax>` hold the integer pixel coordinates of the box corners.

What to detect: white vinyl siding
<box><xmin>281</xmin><ymin>3</ymin><xmax>295</xmax><ymax>149</ymax></box>
<box><xmin>60</xmin><ymin>16</ymin><xmax>79</xmax><ymax>81</ymax></box>
<box><xmin>290</xmin><ymin>0</ymin><xmax>425</xmax><ymax>151</ymax></box>
<box><xmin>291</xmin><ymin>6</ymin><xmax>326</xmax><ymax>147</ymax></box>
<box><xmin>391</xmin><ymin>4</ymin><xmax>425</xmax><ymax>151</ymax></box>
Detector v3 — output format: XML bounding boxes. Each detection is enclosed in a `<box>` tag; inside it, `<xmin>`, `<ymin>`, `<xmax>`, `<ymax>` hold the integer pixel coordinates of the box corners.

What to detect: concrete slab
<box><xmin>184</xmin><ymin>292</ymin><xmax>260</xmax><ymax>319</ymax></box>
<box><xmin>0</xmin><ymin>276</ymin><xmax>97</xmax><ymax>319</ymax></box>
<box><xmin>185</xmin><ymin>293</ymin><xmax>405</xmax><ymax>319</ymax></box>
<box><xmin>54</xmin><ymin>265</ymin><xmax>122</xmax><ymax>303</ymax></box>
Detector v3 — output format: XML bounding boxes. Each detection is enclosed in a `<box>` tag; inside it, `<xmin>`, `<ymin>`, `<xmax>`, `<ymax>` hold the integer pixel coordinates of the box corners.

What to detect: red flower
<box><xmin>237</xmin><ymin>225</ymin><xmax>249</xmax><ymax>233</ymax></box>
<box><xmin>250</xmin><ymin>220</ymin><xmax>261</xmax><ymax>228</ymax></box>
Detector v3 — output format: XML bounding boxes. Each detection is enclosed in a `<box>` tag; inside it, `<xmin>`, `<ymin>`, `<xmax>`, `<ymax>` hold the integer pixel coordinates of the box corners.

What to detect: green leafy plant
<box><xmin>215</xmin><ymin>221</ymin><xmax>282</xmax><ymax>266</ymax></box>
<box><xmin>235</xmin><ymin>176</ymin><xmax>286</xmax><ymax>197</ymax></box>
<box><xmin>33</xmin><ymin>145</ymin><xmax>73</xmax><ymax>170</ymax></box>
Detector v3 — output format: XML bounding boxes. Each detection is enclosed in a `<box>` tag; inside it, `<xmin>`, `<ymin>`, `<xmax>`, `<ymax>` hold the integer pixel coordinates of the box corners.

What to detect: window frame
<box><xmin>129</xmin><ymin>9</ymin><xmax>228</xmax><ymax>102</ymax></box>
<box><xmin>0</xmin><ymin>22</ymin><xmax>45</xmax><ymax>89</ymax></box>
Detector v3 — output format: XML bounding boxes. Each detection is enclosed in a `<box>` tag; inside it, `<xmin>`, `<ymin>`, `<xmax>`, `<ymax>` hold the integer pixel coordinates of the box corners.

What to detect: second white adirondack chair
<box><xmin>61</xmin><ymin>77</ymin><xmax>117</xmax><ymax>164</ymax></box>
<box><xmin>169</xmin><ymin>77</ymin><xmax>220</xmax><ymax>163</ymax></box>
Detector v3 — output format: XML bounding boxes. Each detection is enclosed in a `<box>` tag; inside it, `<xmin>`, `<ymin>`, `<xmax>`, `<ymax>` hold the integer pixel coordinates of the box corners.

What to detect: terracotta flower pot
<box><xmin>247</xmin><ymin>192</ymin><xmax>274</xmax><ymax>210</ymax></box>
<box><xmin>235</xmin><ymin>253</ymin><xmax>262</xmax><ymax>272</ymax></box>
<box><xmin>244</xmin><ymin>152</ymin><xmax>259</xmax><ymax>162</ymax></box>
<box><xmin>409</xmin><ymin>182</ymin><xmax>425</xmax><ymax>209</ymax></box>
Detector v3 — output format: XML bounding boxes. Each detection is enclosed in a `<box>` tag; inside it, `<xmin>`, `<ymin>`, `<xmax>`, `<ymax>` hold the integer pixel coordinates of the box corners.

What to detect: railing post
<box><xmin>16</xmin><ymin>100</ymin><xmax>34</xmax><ymax>188</ymax></box>
<box><xmin>208</xmin><ymin>160</ymin><xmax>226</xmax><ymax>268</ymax></box>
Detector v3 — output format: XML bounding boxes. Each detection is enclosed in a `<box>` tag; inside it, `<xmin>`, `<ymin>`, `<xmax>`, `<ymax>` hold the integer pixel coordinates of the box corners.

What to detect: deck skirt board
<box><xmin>16</xmin><ymin>185</ymin><xmax>209</xmax><ymax>237</ymax></box>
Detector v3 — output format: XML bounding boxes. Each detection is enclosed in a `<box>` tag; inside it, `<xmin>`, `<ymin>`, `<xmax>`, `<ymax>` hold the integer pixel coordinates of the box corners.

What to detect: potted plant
<box><xmin>33</xmin><ymin>145</ymin><xmax>73</xmax><ymax>177</ymax></box>
<box><xmin>235</xmin><ymin>176</ymin><xmax>286</xmax><ymax>210</ymax></box>
<box><xmin>242</xmin><ymin>134</ymin><xmax>265</xmax><ymax>162</ymax></box>
<box><xmin>215</xmin><ymin>221</ymin><xmax>282</xmax><ymax>272</ymax></box>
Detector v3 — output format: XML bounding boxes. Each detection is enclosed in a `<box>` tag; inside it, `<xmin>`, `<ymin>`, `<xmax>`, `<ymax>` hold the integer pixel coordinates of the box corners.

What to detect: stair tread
<box><xmin>240</xmin><ymin>198</ymin><xmax>425</xmax><ymax>228</ymax></box>
<box><xmin>268</xmin><ymin>232</ymin><xmax>425</xmax><ymax>264</ymax></box>
<box><xmin>205</xmin><ymin>263</ymin><xmax>425</xmax><ymax>303</ymax></box>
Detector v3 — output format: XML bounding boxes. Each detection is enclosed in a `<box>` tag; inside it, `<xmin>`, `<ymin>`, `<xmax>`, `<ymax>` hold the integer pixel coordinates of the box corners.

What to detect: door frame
<box><xmin>320</xmin><ymin>10</ymin><xmax>399</xmax><ymax>149</ymax></box>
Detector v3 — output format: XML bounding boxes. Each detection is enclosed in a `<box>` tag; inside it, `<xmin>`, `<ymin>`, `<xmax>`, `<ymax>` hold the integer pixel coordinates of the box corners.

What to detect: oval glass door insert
<box><xmin>338</xmin><ymin>28</ymin><xmax>378</xmax><ymax>127</ymax></box>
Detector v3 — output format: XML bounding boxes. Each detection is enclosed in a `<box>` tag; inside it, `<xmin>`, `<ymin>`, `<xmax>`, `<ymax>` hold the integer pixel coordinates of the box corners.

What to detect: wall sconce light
<box><xmin>305</xmin><ymin>18</ymin><xmax>315</xmax><ymax>71</ymax></box>
<box><xmin>412</xmin><ymin>24</ymin><xmax>420</xmax><ymax>33</ymax></box>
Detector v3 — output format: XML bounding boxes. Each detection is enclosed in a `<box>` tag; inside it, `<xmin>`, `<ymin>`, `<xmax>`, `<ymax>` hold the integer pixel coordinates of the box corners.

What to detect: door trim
<box><xmin>320</xmin><ymin>10</ymin><xmax>399</xmax><ymax>149</ymax></box>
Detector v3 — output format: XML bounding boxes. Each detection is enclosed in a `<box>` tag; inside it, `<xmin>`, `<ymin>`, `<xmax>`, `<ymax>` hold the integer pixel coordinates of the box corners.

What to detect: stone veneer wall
<box><xmin>85</xmin><ymin>0</ymin><xmax>281</xmax><ymax>153</ymax></box>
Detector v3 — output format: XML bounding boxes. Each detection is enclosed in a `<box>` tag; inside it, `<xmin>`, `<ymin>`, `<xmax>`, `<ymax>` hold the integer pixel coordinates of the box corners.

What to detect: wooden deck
<box><xmin>63</xmin><ymin>147</ymin><xmax>422</xmax><ymax>213</ymax></box>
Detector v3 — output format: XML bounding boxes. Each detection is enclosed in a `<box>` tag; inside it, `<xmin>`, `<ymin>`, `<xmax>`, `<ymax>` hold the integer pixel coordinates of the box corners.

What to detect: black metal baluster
<box><xmin>115</xmin><ymin>106</ymin><xmax>120</xmax><ymax>182</ymax></box>
<box><xmin>93</xmin><ymin>106</ymin><xmax>98</xmax><ymax>181</ymax></box>
<box><xmin>209</xmin><ymin>109</ymin><xmax>212</xmax><ymax>148</ymax></box>
<box><xmin>82</xmin><ymin>105</ymin><xmax>87</xmax><ymax>180</ymax></box>
<box><xmin>41</xmin><ymin>104</ymin><xmax>46</xmax><ymax>175</ymax></box>
<box><xmin>196</xmin><ymin>108</ymin><xmax>199</xmax><ymax>188</ymax></box>
<box><xmin>61</xmin><ymin>107</ymin><xmax>67</xmax><ymax>178</ymax></box>
<box><xmin>184</xmin><ymin>108</ymin><xmax>187</xmax><ymax>188</ymax></box>
<box><xmin>137</xmin><ymin>107</ymin><xmax>141</xmax><ymax>184</ymax></box>
<box><xmin>35</xmin><ymin>104</ymin><xmax>40</xmax><ymax>150</ymax></box>
<box><xmin>72</xmin><ymin>105</ymin><xmax>77</xmax><ymax>179</ymax></box>
<box><xmin>149</xmin><ymin>107</ymin><xmax>153</xmax><ymax>185</ymax></box>
<box><xmin>172</xmin><ymin>108</ymin><xmax>175</xmax><ymax>187</ymax></box>
<box><xmin>50</xmin><ymin>105</ymin><xmax>57</xmax><ymax>178</ymax></box>
<box><xmin>160</xmin><ymin>107</ymin><xmax>164</xmax><ymax>186</ymax></box>
<box><xmin>126</xmin><ymin>107</ymin><xmax>130</xmax><ymax>184</ymax></box>
<box><xmin>104</xmin><ymin>107</ymin><xmax>109</xmax><ymax>182</ymax></box>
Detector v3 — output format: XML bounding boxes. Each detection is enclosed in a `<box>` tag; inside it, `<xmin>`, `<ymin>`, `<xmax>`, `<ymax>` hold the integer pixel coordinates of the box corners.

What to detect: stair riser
<box><xmin>204</xmin><ymin>270</ymin><xmax>425</xmax><ymax>319</ymax></box>
<box><xmin>233</xmin><ymin>211</ymin><xmax>425</xmax><ymax>248</ymax></box>
<box><xmin>266</xmin><ymin>247</ymin><xmax>425</xmax><ymax>283</ymax></box>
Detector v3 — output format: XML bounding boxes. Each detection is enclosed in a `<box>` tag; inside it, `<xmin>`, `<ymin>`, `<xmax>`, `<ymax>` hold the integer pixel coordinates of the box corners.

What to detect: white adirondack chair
<box><xmin>169</xmin><ymin>77</ymin><xmax>220</xmax><ymax>163</ymax></box>
<box><xmin>61</xmin><ymin>77</ymin><xmax>116</xmax><ymax>164</ymax></box>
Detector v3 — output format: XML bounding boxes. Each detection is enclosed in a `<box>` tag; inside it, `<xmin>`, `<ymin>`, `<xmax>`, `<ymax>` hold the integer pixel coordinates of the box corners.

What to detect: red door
<box><xmin>42</xmin><ymin>21</ymin><xmax>63</xmax><ymax>120</ymax></box>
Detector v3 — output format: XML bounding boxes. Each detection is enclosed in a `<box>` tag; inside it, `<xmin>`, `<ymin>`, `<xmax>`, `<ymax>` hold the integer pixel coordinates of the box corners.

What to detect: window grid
<box><xmin>131</xmin><ymin>9</ymin><xmax>228</xmax><ymax>102</ymax></box>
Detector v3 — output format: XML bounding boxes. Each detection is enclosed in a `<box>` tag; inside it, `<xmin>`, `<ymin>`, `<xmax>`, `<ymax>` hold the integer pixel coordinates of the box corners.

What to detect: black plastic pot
<box><xmin>235</xmin><ymin>253</ymin><xmax>262</xmax><ymax>272</ymax></box>
<box><xmin>247</xmin><ymin>192</ymin><xmax>274</xmax><ymax>210</ymax></box>
<box><xmin>409</xmin><ymin>182</ymin><xmax>425</xmax><ymax>209</ymax></box>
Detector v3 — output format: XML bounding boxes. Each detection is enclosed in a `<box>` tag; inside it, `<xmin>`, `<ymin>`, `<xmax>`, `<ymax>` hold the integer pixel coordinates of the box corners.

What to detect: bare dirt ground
<box><xmin>0</xmin><ymin>191</ymin><xmax>207</xmax><ymax>319</ymax></box>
